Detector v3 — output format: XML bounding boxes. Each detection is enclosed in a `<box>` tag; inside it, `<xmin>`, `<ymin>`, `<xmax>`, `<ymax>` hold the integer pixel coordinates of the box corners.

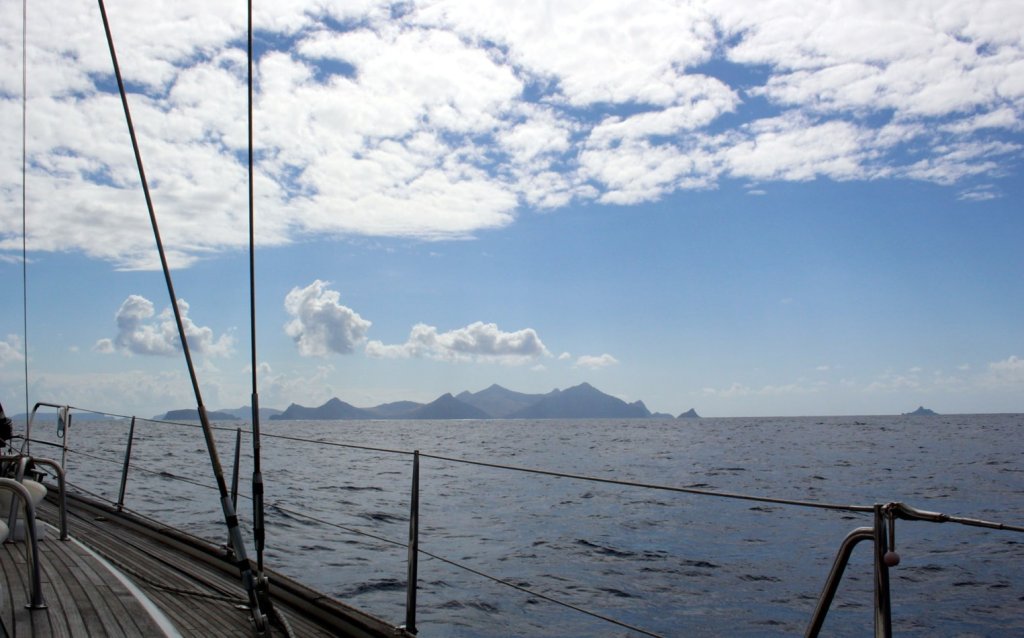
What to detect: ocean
<box><xmin>32</xmin><ymin>413</ymin><xmax>1024</xmax><ymax>636</ymax></box>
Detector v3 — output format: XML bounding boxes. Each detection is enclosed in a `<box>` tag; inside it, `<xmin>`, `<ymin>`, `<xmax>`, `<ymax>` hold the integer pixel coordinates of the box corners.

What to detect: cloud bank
<box><xmin>1</xmin><ymin>0</ymin><xmax>1021</xmax><ymax>267</ymax></box>
<box><xmin>366</xmin><ymin>321</ymin><xmax>550</xmax><ymax>364</ymax></box>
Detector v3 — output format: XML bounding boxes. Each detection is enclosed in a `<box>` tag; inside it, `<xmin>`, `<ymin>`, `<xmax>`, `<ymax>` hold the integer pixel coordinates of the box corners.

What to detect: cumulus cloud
<box><xmin>96</xmin><ymin>295</ymin><xmax>233</xmax><ymax>357</ymax></box>
<box><xmin>284</xmin><ymin>280</ymin><xmax>371</xmax><ymax>357</ymax></box>
<box><xmin>958</xmin><ymin>185</ymin><xmax>1000</xmax><ymax>201</ymax></box>
<box><xmin>574</xmin><ymin>353</ymin><xmax>619</xmax><ymax>369</ymax></box>
<box><xmin>1</xmin><ymin>0</ymin><xmax>1022</xmax><ymax>267</ymax></box>
<box><xmin>984</xmin><ymin>355</ymin><xmax>1024</xmax><ymax>387</ymax></box>
<box><xmin>366</xmin><ymin>321</ymin><xmax>550</xmax><ymax>364</ymax></box>
<box><xmin>0</xmin><ymin>334</ymin><xmax>24</xmax><ymax>365</ymax></box>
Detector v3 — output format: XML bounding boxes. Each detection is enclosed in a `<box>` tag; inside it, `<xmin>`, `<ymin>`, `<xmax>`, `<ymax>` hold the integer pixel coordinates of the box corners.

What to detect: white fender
<box><xmin>0</xmin><ymin>479</ymin><xmax>46</xmax><ymax>510</ymax></box>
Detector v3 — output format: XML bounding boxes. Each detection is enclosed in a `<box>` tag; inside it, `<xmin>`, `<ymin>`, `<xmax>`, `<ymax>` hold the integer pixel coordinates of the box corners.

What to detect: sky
<box><xmin>0</xmin><ymin>0</ymin><xmax>1022</xmax><ymax>418</ymax></box>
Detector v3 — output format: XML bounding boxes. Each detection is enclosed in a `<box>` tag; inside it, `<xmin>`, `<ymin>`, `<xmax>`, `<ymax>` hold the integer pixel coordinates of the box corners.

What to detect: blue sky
<box><xmin>1</xmin><ymin>0</ymin><xmax>1022</xmax><ymax>417</ymax></box>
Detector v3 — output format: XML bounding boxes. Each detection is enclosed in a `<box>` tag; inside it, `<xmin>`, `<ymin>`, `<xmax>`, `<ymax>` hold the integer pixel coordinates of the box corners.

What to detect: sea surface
<box><xmin>29</xmin><ymin>413</ymin><xmax>1024</xmax><ymax>636</ymax></box>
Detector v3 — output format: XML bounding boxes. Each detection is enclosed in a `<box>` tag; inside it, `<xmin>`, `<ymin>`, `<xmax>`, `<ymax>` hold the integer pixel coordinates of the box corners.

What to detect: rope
<box><xmin>33</xmin><ymin>425</ymin><xmax>1024</xmax><ymax>526</ymax></box>
<box><xmin>419</xmin><ymin>452</ymin><xmax>876</xmax><ymax>513</ymax></box>
<box><xmin>92</xmin><ymin>549</ymin><xmax>247</xmax><ymax>605</ymax></box>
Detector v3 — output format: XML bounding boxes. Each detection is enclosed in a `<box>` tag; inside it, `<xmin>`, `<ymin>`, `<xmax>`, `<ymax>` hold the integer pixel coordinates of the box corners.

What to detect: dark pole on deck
<box><xmin>231</xmin><ymin>427</ymin><xmax>242</xmax><ymax>511</ymax></box>
<box><xmin>405</xmin><ymin>450</ymin><xmax>420</xmax><ymax>634</ymax></box>
<box><xmin>247</xmin><ymin>0</ymin><xmax>267</xmax><ymax>578</ymax></box>
<box><xmin>116</xmin><ymin>416</ymin><xmax>136</xmax><ymax>511</ymax></box>
<box><xmin>96</xmin><ymin>2</ymin><xmax>266</xmax><ymax>632</ymax></box>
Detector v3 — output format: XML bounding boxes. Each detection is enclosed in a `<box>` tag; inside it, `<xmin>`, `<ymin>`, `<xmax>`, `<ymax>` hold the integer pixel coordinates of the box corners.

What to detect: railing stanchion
<box><xmin>116</xmin><ymin>416</ymin><xmax>136</xmax><ymax>512</ymax></box>
<box><xmin>873</xmin><ymin>505</ymin><xmax>893</xmax><ymax>638</ymax></box>
<box><xmin>404</xmin><ymin>449</ymin><xmax>420</xmax><ymax>635</ymax></box>
<box><xmin>60</xmin><ymin>408</ymin><xmax>71</xmax><ymax>468</ymax></box>
<box><xmin>231</xmin><ymin>427</ymin><xmax>242</xmax><ymax>511</ymax></box>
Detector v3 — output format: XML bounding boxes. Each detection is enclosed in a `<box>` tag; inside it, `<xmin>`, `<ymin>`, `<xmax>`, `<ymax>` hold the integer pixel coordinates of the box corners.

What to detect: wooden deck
<box><xmin>0</xmin><ymin>493</ymin><xmax>404</xmax><ymax>637</ymax></box>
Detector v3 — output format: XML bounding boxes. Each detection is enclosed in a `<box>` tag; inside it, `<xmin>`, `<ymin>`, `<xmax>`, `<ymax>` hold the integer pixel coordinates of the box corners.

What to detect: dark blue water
<box><xmin>31</xmin><ymin>413</ymin><xmax>1024</xmax><ymax>636</ymax></box>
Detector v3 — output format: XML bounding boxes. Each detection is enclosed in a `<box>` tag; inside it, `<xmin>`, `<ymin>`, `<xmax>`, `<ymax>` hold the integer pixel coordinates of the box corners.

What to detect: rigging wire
<box><xmin>94</xmin><ymin>1</ymin><xmax>267</xmax><ymax>632</ymax></box>
<box><xmin>21</xmin><ymin>0</ymin><xmax>30</xmax><ymax>427</ymax></box>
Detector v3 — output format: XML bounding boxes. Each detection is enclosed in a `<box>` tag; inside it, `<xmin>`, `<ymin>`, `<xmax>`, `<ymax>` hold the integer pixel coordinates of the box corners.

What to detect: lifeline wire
<box><xmin>24</xmin><ymin>409</ymin><xmax>1024</xmax><ymax>528</ymax></box>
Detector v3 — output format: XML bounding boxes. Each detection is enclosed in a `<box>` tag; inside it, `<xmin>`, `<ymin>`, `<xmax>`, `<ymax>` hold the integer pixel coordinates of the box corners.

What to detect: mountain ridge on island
<box><xmin>156</xmin><ymin>406</ymin><xmax>283</xmax><ymax>422</ymax></box>
<box><xmin>903</xmin><ymin>406</ymin><xmax>938</xmax><ymax>416</ymax></box>
<box><xmin>265</xmin><ymin>382</ymin><xmax>670</xmax><ymax>421</ymax></box>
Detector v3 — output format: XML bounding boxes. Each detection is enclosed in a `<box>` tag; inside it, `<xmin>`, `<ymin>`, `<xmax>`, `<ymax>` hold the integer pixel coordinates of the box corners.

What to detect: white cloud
<box><xmin>415</xmin><ymin>0</ymin><xmax>720</xmax><ymax>107</ymax></box>
<box><xmin>96</xmin><ymin>295</ymin><xmax>233</xmax><ymax>357</ymax></box>
<box><xmin>723</xmin><ymin>114</ymin><xmax>869</xmax><ymax>182</ymax></box>
<box><xmin>0</xmin><ymin>335</ymin><xmax>24</xmax><ymax>365</ymax></box>
<box><xmin>702</xmin><ymin>382</ymin><xmax>751</xmax><ymax>397</ymax></box>
<box><xmin>574</xmin><ymin>353</ymin><xmax>619</xmax><ymax>369</ymax></box>
<box><xmin>719</xmin><ymin>1</ymin><xmax>1024</xmax><ymax>117</ymax></box>
<box><xmin>283</xmin><ymin>280</ymin><xmax>371</xmax><ymax>357</ymax></box>
<box><xmin>958</xmin><ymin>185</ymin><xmax>1001</xmax><ymax>201</ymax></box>
<box><xmin>701</xmin><ymin>380</ymin><xmax>821</xmax><ymax>397</ymax></box>
<box><xmin>366</xmin><ymin>321</ymin><xmax>550</xmax><ymax>364</ymax></box>
<box><xmin>984</xmin><ymin>355</ymin><xmax>1024</xmax><ymax>387</ymax></box>
<box><xmin>2</xmin><ymin>0</ymin><xmax>1022</xmax><ymax>267</ymax></box>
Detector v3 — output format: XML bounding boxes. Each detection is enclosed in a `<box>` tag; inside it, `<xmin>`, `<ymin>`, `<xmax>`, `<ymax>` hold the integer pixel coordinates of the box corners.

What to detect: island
<box><xmin>903</xmin><ymin>406</ymin><xmax>938</xmax><ymax>416</ymax></box>
<box><xmin>158</xmin><ymin>383</ymin><xmax>698</xmax><ymax>422</ymax></box>
<box><xmin>267</xmin><ymin>382</ymin><xmax>659</xmax><ymax>420</ymax></box>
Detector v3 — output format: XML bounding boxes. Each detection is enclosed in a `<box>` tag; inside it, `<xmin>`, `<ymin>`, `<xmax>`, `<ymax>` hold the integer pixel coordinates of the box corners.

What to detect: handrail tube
<box><xmin>804</xmin><ymin>526</ymin><xmax>873</xmax><ymax>637</ymax></box>
<box><xmin>117</xmin><ymin>416</ymin><xmax>136</xmax><ymax>512</ymax></box>
<box><xmin>404</xmin><ymin>450</ymin><xmax>420</xmax><ymax>635</ymax></box>
<box><xmin>872</xmin><ymin>505</ymin><xmax>893</xmax><ymax>638</ymax></box>
<box><xmin>22</xmin><ymin>401</ymin><xmax>62</xmax><ymax>456</ymax></box>
<box><xmin>22</xmin><ymin>456</ymin><xmax>69</xmax><ymax>541</ymax></box>
<box><xmin>3</xmin><ymin>455</ymin><xmax>32</xmax><ymax>532</ymax></box>
<box><xmin>0</xmin><ymin>478</ymin><xmax>46</xmax><ymax>608</ymax></box>
<box><xmin>805</xmin><ymin>507</ymin><xmax>894</xmax><ymax>638</ymax></box>
<box><xmin>3</xmin><ymin>455</ymin><xmax>69</xmax><ymax>540</ymax></box>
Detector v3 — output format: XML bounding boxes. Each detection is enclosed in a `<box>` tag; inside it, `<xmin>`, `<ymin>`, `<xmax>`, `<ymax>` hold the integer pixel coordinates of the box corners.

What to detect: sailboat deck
<box><xmin>0</xmin><ymin>494</ymin><xmax>399</xmax><ymax>637</ymax></box>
